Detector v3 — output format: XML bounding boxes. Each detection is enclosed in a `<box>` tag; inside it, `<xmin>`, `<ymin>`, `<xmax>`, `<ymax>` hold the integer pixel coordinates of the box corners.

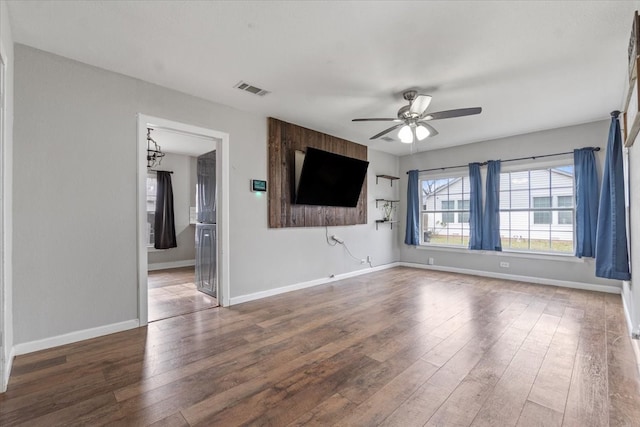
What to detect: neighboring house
<box><xmin>421</xmin><ymin>168</ymin><xmax>574</xmax><ymax>244</ymax></box>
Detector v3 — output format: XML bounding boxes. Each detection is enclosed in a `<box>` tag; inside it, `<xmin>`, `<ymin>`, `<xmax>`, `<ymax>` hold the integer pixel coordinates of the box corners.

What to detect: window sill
<box><xmin>414</xmin><ymin>244</ymin><xmax>586</xmax><ymax>263</ymax></box>
<box><xmin>147</xmin><ymin>246</ymin><xmax>165</xmax><ymax>252</ymax></box>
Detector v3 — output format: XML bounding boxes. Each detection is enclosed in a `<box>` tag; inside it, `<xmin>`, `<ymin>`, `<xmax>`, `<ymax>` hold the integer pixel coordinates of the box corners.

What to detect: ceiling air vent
<box><xmin>234</xmin><ymin>81</ymin><xmax>270</xmax><ymax>96</ymax></box>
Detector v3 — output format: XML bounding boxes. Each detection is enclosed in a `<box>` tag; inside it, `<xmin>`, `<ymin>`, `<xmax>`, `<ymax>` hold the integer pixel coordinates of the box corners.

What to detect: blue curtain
<box><xmin>481</xmin><ymin>160</ymin><xmax>501</xmax><ymax>251</ymax></box>
<box><xmin>574</xmin><ymin>148</ymin><xmax>599</xmax><ymax>258</ymax></box>
<box><xmin>595</xmin><ymin>112</ymin><xmax>630</xmax><ymax>280</ymax></box>
<box><xmin>404</xmin><ymin>170</ymin><xmax>420</xmax><ymax>245</ymax></box>
<box><xmin>468</xmin><ymin>162</ymin><xmax>483</xmax><ymax>250</ymax></box>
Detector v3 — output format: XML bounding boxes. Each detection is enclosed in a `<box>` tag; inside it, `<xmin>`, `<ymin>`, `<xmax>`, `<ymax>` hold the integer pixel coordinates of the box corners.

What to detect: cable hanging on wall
<box><xmin>146</xmin><ymin>127</ymin><xmax>165</xmax><ymax>168</ymax></box>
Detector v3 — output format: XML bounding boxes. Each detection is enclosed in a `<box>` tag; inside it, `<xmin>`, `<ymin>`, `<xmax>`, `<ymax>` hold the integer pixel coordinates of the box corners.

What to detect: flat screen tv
<box><xmin>294</xmin><ymin>147</ymin><xmax>369</xmax><ymax>207</ymax></box>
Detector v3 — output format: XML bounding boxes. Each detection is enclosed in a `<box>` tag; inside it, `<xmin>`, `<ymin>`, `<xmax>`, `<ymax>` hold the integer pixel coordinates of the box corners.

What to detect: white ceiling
<box><xmin>6</xmin><ymin>1</ymin><xmax>639</xmax><ymax>156</ymax></box>
<box><xmin>148</xmin><ymin>127</ymin><xmax>216</xmax><ymax>158</ymax></box>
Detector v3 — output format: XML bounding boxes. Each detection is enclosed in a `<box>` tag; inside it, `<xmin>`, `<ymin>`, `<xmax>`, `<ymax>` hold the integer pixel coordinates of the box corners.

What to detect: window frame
<box><xmin>499</xmin><ymin>162</ymin><xmax>575</xmax><ymax>255</ymax></box>
<box><xmin>146</xmin><ymin>173</ymin><xmax>157</xmax><ymax>248</ymax></box>
<box><xmin>419</xmin><ymin>172</ymin><xmax>471</xmax><ymax>247</ymax></box>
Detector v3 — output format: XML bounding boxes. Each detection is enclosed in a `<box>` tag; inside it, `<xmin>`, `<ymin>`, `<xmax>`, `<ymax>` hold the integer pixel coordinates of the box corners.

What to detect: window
<box><xmin>458</xmin><ymin>200</ymin><xmax>470</xmax><ymax>223</ymax></box>
<box><xmin>499</xmin><ymin>165</ymin><xmax>574</xmax><ymax>253</ymax></box>
<box><xmin>441</xmin><ymin>201</ymin><xmax>455</xmax><ymax>223</ymax></box>
<box><xmin>147</xmin><ymin>175</ymin><xmax>157</xmax><ymax>246</ymax></box>
<box><xmin>420</xmin><ymin>175</ymin><xmax>470</xmax><ymax>246</ymax></box>
<box><xmin>533</xmin><ymin>196</ymin><xmax>551</xmax><ymax>224</ymax></box>
<box><xmin>557</xmin><ymin>195</ymin><xmax>573</xmax><ymax>224</ymax></box>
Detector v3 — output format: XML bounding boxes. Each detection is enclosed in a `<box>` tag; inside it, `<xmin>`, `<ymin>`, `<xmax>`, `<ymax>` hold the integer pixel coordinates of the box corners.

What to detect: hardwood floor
<box><xmin>2</xmin><ymin>267</ymin><xmax>640</xmax><ymax>426</ymax></box>
<box><xmin>148</xmin><ymin>267</ymin><xmax>218</xmax><ymax>322</ymax></box>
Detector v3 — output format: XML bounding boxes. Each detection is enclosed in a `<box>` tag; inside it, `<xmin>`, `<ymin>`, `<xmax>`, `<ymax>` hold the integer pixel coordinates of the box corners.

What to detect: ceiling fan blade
<box><xmin>352</xmin><ymin>118</ymin><xmax>402</xmax><ymax>122</ymax></box>
<box><xmin>423</xmin><ymin>107</ymin><xmax>482</xmax><ymax>120</ymax></box>
<box><xmin>370</xmin><ymin>123</ymin><xmax>406</xmax><ymax>140</ymax></box>
<box><xmin>409</xmin><ymin>94</ymin><xmax>432</xmax><ymax>116</ymax></box>
<box><xmin>417</xmin><ymin>122</ymin><xmax>439</xmax><ymax>137</ymax></box>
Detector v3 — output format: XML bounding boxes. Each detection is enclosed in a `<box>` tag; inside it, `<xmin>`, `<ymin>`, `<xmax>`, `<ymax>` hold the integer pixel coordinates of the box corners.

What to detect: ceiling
<box><xmin>148</xmin><ymin>127</ymin><xmax>216</xmax><ymax>158</ymax></box>
<box><xmin>6</xmin><ymin>1</ymin><xmax>639</xmax><ymax>156</ymax></box>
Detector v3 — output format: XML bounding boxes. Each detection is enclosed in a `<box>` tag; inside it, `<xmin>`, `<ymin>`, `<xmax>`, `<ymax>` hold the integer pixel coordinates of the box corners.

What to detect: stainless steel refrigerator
<box><xmin>195</xmin><ymin>150</ymin><xmax>217</xmax><ymax>298</ymax></box>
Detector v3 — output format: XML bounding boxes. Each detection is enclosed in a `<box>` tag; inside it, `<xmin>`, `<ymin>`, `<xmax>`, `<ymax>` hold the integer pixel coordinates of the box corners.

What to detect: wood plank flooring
<box><xmin>2</xmin><ymin>267</ymin><xmax>640</xmax><ymax>426</ymax></box>
<box><xmin>148</xmin><ymin>267</ymin><xmax>218</xmax><ymax>322</ymax></box>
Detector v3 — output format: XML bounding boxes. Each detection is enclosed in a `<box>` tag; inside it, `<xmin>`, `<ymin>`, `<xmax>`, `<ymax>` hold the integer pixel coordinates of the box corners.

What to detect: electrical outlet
<box><xmin>428</xmin><ymin>257</ymin><xmax>434</xmax><ymax>265</ymax></box>
<box><xmin>499</xmin><ymin>261</ymin><xmax>510</xmax><ymax>268</ymax></box>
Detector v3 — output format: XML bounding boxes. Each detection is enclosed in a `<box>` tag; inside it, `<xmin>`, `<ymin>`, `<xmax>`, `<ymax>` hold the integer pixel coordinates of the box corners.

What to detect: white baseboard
<box><xmin>631</xmin><ymin>338</ymin><xmax>640</xmax><ymax>377</ymax></box>
<box><xmin>2</xmin><ymin>346</ymin><xmax>15</xmax><ymax>392</ymax></box>
<box><xmin>229</xmin><ymin>262</ymin><xmax>401</xmax><ymax>305</ymax></box>
<box><xmin>622</xmin><ymin>293</ymin><xmax>640</xmax><ymax>376</ymax></box>
<box><xmin>13</xmin><ymin>319</ymin><xmax>139</xmax><ymax>356</ymax></box>
<box><xmin>622</xmin><ymin>291</ymin><xmax>636</xmax><ymax>339</ymax></box>
<box><xmin>148</xmin><ymin>259</ymin><xmax>195</xmax><ymax>271</ymax></box>
<box><xmin>399</xmin><ymin>262</ymin><xmax>621</xmax><ymax>294</ymax></box>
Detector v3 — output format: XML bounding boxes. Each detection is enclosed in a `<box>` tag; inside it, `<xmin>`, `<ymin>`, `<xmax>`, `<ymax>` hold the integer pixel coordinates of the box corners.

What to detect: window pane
<box><xmin>420</xmin><ymin>174</ymin><xmax>469</xmax><ymax>247</ymax></box>
<box><xmin>557</xmin><ymin>195</ymin><xmax>573</xmax><ymax>207</ymax></box>
<box><xmin>552</xmin><ymin>165</ymin><xmax>574</xmax><ymax>188</ymax></box>
<box><xmin>511</xmin><ymin>190</ymin><xmax>530</xmax><ymax>209</ymax></box>
<box><xmin>500</xmin><ymin>173</ymin><xmax>511</xmax><ymax>190</ymax></box>
<box><xmin>530</xmin><ymin>169</ymin><xmax>550</xmax><ymax>190</ymax></box>
<box><xmin>498</xmin><ymin>164</ymin><xmax>574</xmax><ymax>255</ymax></box>
<box><xmin>558</xmin><ymin>211</ymin><xmax>573</xmax><ymax>224</ymax></box>
<box><xmin>442</xmin><ymin>212</ymin><xmax>454</xmax><ymax>224</ymax></box>
<box><xmin>549</xmin><ymin>231</ymin><xmax>574</xmax><ymax>253</ymax></box>
<box><xmin>534</xmin><ymin>211</ymin><xmax>551</xmax><ymax>224</ymax></box>
<box><xmin>533</xmin><ymin>196</ymin><xmax>551</xmax><ymax>208</ymax></box>
<box><xmin>442</xmin><ymin>200</ymin><xmax>455</xmax><ymax>209</ymax></box>
<box><xmin>510</xmin><ymin>171</ymin><xmax>529</xmax><ymax>190</ymax></box>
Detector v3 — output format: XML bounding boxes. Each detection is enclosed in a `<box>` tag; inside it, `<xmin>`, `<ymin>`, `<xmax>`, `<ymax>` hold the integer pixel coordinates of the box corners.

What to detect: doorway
<box><xmin>137</xmin><ymin>114</ymin><xmax>230</xmax><ymax>326</ymax></box>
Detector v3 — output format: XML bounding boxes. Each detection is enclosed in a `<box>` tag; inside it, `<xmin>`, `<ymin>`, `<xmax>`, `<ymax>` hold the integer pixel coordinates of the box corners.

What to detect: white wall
<box><xmin>0</xmin><ymin>0</ymin><xmax>14</xmax><ymax>391</ymax></box>
<box><xmin>148</xmin><ymin>153</ymin><xmax>197</xmax><ymax>267</ymax></box>
<box><xmin>624</xmin><ymin>143</ymin><xmax>640</xmax><ymax>337</ymax></box>
<box><xmin>12</xmin><ymin>45</ymin><xmax>401</xmax><ymax>346</ymax></box>
<box><xmin>399</xmin><ymin>120</ymin><xmax>622</xmax><ymax>290</ymax></box>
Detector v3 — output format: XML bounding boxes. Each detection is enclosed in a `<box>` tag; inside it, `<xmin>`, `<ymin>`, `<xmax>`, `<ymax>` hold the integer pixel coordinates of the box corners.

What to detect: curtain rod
<box><xmin>148</xmin><ymin>169</ymin><xmax>174</xmax><ymax>174</ymax></box>
<box><xmin>406</xmin><ymin>147</ymin><xmax>600</xmax><ymax>174</ymax></box>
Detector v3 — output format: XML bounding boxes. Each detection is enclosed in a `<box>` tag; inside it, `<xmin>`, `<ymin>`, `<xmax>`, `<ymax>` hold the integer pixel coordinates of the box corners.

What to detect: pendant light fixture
<box><xmin>398</xmin><ymin>123</ymin><xmax>431</xmax><ymax>144</ymax></box>
<box><xmin>146</xmin><ymin>128</ymin><xmax>165</xmax><ymax>168</ymax></box>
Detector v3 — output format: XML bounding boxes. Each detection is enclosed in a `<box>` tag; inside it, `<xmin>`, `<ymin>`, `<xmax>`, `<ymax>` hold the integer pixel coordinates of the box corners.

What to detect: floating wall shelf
<box><xmin>376</xmin><ymin>175</ymin><xmax>400</xmax><ymax>186</ymax></box>
<box><xmin>375</xmin><ymin>199</ymin><xmax>400</xmax><ymax>208</ymax></box>
<box><xmin>375</xmin><ymin>220</ymin><xmax>398</xmax><ymax>230</ymax></box>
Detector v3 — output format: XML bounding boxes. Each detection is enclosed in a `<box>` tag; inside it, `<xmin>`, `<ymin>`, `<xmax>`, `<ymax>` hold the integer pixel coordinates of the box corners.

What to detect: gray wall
<box><xmin>399</xmin><ymin>120</ymin><xmax>622</xmax><ymax>289</ymax></box>
<box><xmin>13</xmin><ymin>45</ymin><xmax>401</xmax><ymax>345</ymax></box>
<box><xmin>148</xmin><ymin>153</ymin><xmax>197</xmax><ymax>266</ymax></box>
<box><xmin>1</xmin><ymin>0</ymin><xmax>15</xmax><ymax>390</ymax></box>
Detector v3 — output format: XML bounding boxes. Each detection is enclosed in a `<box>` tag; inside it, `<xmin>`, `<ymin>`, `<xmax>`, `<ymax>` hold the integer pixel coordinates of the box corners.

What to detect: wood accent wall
<box><xmin>268</xmin><ymin>118</ymin><xmax>368</xmax><ymax>228</ymax></box>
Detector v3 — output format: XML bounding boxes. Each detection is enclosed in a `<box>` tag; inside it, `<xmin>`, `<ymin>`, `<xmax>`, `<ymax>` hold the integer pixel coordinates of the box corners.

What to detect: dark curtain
<box><xmin>595</xmin><ymin>112</ymin><xmax>630</xmax><ymax>280</ymax></box>
<box><xmin>481</xmin><ymin>160</ymin><xmax>502</xmax><ymax>251</ymax></box>
<box><xmin>404</xmin><ymin>170</ymin><xmax>420</xmax><ymax>245</ymax></box>
<box><xmin>573</xmin><ymin>147</ymin><xmax>599</xmax><ymax>258</ymax></box>
<box><xmin>155</xmin><ymin>171</ymin><xmax>177</xmax><ymax>250</ymax></box>
<box><xmin>468</xmin><ymin>162</ymin><xmax>483</xmax><ymax>250</ymax></box>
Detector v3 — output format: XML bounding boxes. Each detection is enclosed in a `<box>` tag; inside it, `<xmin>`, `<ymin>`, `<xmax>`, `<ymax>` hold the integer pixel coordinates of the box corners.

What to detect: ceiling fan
<box><xmin>352</xmin><ymin>90</ymin><xmax>482</xmax><ymax>144</ymax></box>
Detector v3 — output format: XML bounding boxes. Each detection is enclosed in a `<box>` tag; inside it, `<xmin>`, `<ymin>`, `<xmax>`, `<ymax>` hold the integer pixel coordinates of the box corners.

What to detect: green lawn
<box><xmin>427</xmin><ymin>234</ymin><xmax>573</xmax><ymax>253</ymax></box>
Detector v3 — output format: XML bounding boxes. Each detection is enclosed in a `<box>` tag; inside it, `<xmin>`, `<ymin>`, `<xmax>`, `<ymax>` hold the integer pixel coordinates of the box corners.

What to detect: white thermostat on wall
<box><xmin>250</xmin><ymin>179</ymin><xmax>267</xmax><ymax>192</ymax></box>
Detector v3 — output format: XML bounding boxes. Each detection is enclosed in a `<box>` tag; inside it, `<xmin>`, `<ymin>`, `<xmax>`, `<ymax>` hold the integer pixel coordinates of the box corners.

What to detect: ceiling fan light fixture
<box><xmin>398</xmin><ymin>125</ymin><xmax>413</xmax><ymax>143</ymax></box>
<box><xmin>416</xmin><ymin>124</ymin><xmax>430</xmax><ymax>141</ymax></box>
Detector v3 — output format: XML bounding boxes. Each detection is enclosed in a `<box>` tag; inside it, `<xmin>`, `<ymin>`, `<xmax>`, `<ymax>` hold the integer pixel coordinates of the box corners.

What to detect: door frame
<box><xmin>0</xmin><ymin>47</ymin><xmax>6</xmax><ymax>392</ymax></box>
<box><xmin>136</xmin><ymin>114</ymin><xmax>230</xmax><ymax>326</ymax></box>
